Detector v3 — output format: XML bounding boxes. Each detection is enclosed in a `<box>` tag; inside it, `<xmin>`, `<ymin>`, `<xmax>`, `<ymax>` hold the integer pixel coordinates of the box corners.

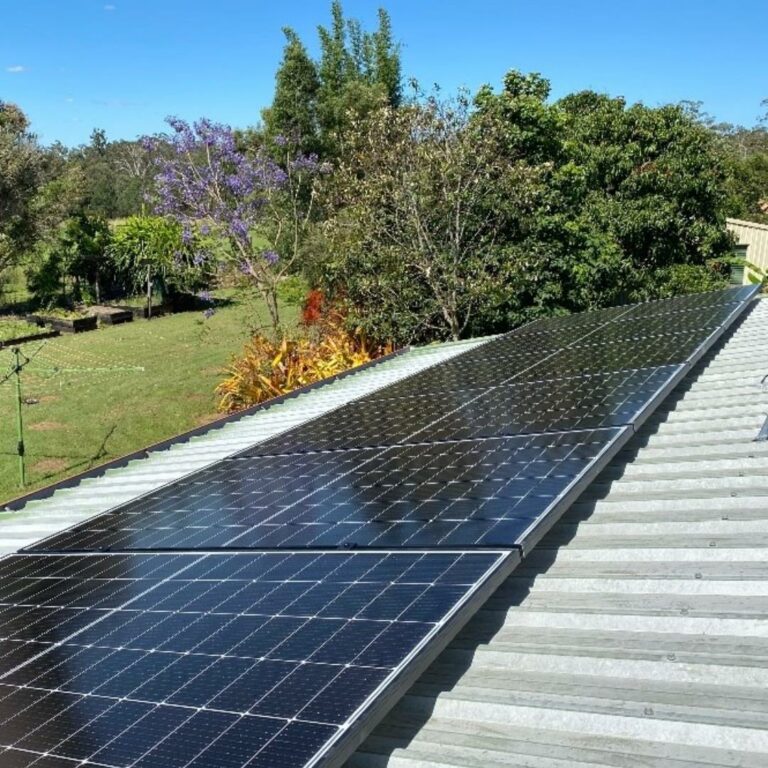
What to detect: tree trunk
<box><xmin>265</xmin><ymin>287</ymin><xmax>281</xmax><ymax>337</ymax></box>
<box><xmin>146</xmin><ymin>266</ymin><xmax>152</xmax><ymax>319</ymax></box>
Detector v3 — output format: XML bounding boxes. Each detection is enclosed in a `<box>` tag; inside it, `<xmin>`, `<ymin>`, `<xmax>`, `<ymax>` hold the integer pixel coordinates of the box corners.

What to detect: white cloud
<box><xmin>64</xmin><ymin>97</ymin><xmax>75</xmax><ymax>103</ymax></box>
<box><xmin>103</xmin><ymin>4</ymin><xmax>116</xmax><ymax>10</ymax></box>
<box><xmin>6</xmin><ymin>65</ymin><xmax>25</xmax><ymax>73</ymax></box>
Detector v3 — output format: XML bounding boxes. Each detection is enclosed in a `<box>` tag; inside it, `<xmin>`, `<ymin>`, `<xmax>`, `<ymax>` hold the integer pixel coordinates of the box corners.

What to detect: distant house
<box><xmin>726</xmin><ymin>217</ymin><xmax>768</xmax><ymax>283</ymax></box>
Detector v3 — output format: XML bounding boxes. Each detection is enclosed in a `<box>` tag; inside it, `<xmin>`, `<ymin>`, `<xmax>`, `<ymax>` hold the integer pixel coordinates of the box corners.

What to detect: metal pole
<box><xmin>12</xmin><ymin>348</ymin><xmax>25</xmax><ymax>488</ymax></box>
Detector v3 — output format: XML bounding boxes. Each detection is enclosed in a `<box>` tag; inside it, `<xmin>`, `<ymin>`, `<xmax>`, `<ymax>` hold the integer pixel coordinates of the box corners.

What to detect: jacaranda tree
<box><xmin>145</xmin><ymin>118</ymin><xmax>283</xmax><ymax>331</ymax></box>
<box><xmin>145</xmin><ymin>117</ymin><xmax>327</xmax><ymax>333</ymax></box>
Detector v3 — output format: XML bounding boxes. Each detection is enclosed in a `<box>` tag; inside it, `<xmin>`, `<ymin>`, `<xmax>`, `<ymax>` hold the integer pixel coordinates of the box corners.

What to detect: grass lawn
<box><xmin>0</xmin><ymin>317</ymin><xmax>46</xmax><ymax>343</ymax></box>
<box><xmin>0</xmin><ymin>290</ymin><xmax>298</xmax><ymax>505</ymax></box>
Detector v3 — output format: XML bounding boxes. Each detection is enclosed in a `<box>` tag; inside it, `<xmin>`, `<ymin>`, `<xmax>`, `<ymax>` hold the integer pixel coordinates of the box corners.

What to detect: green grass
<box><xmin>0</xmin><ymin>291</ymin><xmax>298</xmax><ymax>504</ymax></box>
<box><xmin>0</xmin><ymin>318</ymin><xmax>45</xmax><ymax>343</ymax></box>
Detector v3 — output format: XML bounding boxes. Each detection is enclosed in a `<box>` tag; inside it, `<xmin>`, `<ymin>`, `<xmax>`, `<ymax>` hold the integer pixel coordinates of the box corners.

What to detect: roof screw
<box><xmin>694</xmin><ymin>572</ymin><xmax>703</xmax><ymax>579</ymax></box>
<box><xmin>667</xmin><ymin>653</ymin><xmax>676</xmax><ymax>661</ymax></box>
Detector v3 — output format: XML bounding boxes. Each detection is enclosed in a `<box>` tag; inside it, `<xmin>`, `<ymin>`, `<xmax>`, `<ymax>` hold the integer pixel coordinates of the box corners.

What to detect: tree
<box><xmin>69</xmin><ymin>129</ymin><xmax>152</xmax><ymax>218</ymax></box>
<box><xmin>262</xmin><ymin>28</ymin><xmax>320</xmax><ymax>156</ymax></box>
<box><xmin>27</xmin><ymin>213</ymin><xmax>112</xmax><ymax>306</ymax></box>
<box><xmin>257</xmin><ymin>1</ymin><xmax>402</xmax><ymax>159</ymax></box>
<box><xmin>372</xmin><ymin>9</ymin><xmax>401</xmax><ymax>107</ymax></box>
<box><xmin>0</xmin><ymin>101</ymin><xmax>42</xmax><ymax>277</ymax></box>
<box><xmin>58</xmin><ymin>213</ymin><xmax>112</xmax><ymax>303</ymax></box>
<box><xmin>319</xmin><ymin>91</ymin><xmax>540</xmax><ymax>343</ymax></box>
<box><xmin>471</xmin><ymin>72</ymin><xmax>732</xmax><ymax>323</ymax></box>
<box><xmin>712</xmin><ymin>118</ymin><xmax>768</xmax><ymax>224</ymax></box>
<box><xmin>145</xmin><ymin>117</ymin><xmax>312</xmax><ymax>333</ymax></box>
<box><xmin>108</xmin><ymin>215</ymin><xmax>207</xmax><ymax>316</ymax></box>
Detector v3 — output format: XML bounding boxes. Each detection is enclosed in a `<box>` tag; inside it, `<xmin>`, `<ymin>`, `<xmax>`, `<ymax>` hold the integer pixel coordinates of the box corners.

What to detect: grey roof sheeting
<box><xmin>349</xmin><ymin>297</ymin><xmax>768</xmax><ymax>768</ymax></box>
<box><xmin>0</xmin><ymin>336</ymin><xmax>487</xmax><ymax>554</ymax></box>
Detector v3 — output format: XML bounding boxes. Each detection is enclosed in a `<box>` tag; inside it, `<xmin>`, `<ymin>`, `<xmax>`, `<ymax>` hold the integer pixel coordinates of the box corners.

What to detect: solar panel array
<box><xmin>0</xmin><ymin>285</ymin><xmax>756</xmax><ymax>768</ymax></box>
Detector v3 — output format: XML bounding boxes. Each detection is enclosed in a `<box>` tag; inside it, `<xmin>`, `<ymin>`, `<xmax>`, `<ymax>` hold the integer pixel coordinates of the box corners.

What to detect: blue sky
<box><xmin>2</xmin><ymin>0</ymin><xmax>766</xmax><ymax>146</ymax></box>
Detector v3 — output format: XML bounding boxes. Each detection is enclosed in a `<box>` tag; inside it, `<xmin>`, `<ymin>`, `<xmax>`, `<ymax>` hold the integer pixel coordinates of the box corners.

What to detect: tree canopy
<box><xmin>263</xmin><ymin>1</ymin><xmax>401</xmax><ymax>157</ymax></box>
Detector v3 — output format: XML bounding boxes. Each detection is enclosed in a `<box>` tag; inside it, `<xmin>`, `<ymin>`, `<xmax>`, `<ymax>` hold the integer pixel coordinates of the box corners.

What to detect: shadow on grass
<box><xmin>0</xmin><ymin>424</ymin><xmax>119</xmax><ymax>489</ymax></box>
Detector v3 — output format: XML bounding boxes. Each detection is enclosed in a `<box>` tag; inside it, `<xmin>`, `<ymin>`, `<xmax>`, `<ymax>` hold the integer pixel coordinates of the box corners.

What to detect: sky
<box><xmin>1</xmin><ymin>0</ymin><xmax>766</xmax><ymax>147</ymax></box>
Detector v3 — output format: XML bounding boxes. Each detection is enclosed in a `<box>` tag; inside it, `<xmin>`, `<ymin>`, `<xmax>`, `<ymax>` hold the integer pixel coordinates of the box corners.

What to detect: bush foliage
<box><xmin>216</xmin><ymin>319</ymin><xmax>391</xmax><ymax>412</ymax></box>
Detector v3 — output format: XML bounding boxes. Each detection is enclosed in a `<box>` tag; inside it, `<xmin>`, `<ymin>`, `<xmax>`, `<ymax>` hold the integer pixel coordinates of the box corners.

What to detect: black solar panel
<box><xmin>402</xmin><ymin>365</ymin><xmax>683</xmax><ymax>441</ymax></box>
<box><xmin>9</xmin><ymin>285</ymin><xmax>760</xmax><ymax>768</ymax></box>
<box><xmin>0</xmin><ymin>551</ymin><xmax>511</xmax><ymax>768</ymax></box>
<box><xmin>34</xmin><ymin>428</ymin><xmax>627</xmax><ymax>552</ymax></box>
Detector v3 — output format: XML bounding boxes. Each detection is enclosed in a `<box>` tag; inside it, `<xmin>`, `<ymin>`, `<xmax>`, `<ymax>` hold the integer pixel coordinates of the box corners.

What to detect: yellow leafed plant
<box><xmin>216</xmin><ymin>323</ymin><xmax>393</xmax><ymax>413</ymax></box>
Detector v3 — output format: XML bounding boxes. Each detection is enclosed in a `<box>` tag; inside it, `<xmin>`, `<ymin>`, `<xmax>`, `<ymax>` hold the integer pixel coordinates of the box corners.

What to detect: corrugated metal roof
<box><xmin>0</xmin><ymin>336</ymin><xmax>488</xmax><ymax>554</ymax></box>
<box><xmin>349</xmin><ymin>297</ymin><xmax>768</xmax><ymax>768</ymax></box>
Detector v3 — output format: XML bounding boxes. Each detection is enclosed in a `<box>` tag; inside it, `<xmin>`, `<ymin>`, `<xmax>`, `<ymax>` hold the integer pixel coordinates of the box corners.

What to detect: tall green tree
<box><xmin>372</xmin><ymin>8</ymin><xmax>401</xmax><ymax>107</ymax></box>
<box><xmin>0</xmin><ymin>101</ymin><xmax>42</xmax><ymax>277</ymax></box>
<box><xmin>717</xmin><ymin>123</ymin><xmax>768</xmax><ymax>223</ymax></box>
<box><xmin>262</xmin><ymin>28</ymin><xmax>320</xmax><ymax>155</ymax></box>
<box><xmin>260</xmin><ymin>2</ymin><xmax>402</xmax><ymax>158</ymax></box>
<box><xmin>319</xmin><ymin>93</ymin><xmax>541</xmax><ymax>343</ymax></box>
<box><xmin>316</xmin><ymin>2</ymin><xmax>401</xmax><ymax>154</ymax></box>
<box><xmin>471</xmin><ymin>72</ymin><xmax>732</xmax><ymax>326</ymax></box>
<box><xmin>70</xmin><ymin>129</ymin><xmax>151</xmax><ymax>218</ymax></box>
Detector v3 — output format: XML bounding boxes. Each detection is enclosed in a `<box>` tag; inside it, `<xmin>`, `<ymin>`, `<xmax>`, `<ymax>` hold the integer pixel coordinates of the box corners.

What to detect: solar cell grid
<box><xmin>375</xmin><ymin>365</ymin><xmax>683</xmax><ymax>443</ymax></box>
<box><xmin>362</xmin><ymin>349</ymin><xmax>551</xmax><ymax>399</ymax></box>
<box><xmin>35</xmin><ymin>429</ymin><xmax>625</xmax><ymax>552</ymax></box>
<box><xmin>614</xmin><ymin>284</ymin><xmax>756</xmax><ymax>318</ymax></box>
<box><xmin>0</xmin><ymin>551</ymin><xmax>509</xmax><ymax>768</ymax></box>
<box><xmin>507</xmin><ymin>331</ymin><xmax>709</xmax><ymax>381</ymax></box>
<box><xmin>241</xmin><ymin>388</ymin><xmax>479</xmax><ymax>454</ymax></box>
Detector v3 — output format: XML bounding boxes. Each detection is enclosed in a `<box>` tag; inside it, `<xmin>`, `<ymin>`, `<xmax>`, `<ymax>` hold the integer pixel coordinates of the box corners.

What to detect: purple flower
<box><xmin>203</xmin><ymin>307</ymin><xmax>216</xmax><ymax>319</ymax></box>
<box><xmin>230</xmin><ymin>219</ymin><xmax>249</xmax><ymax>240</ymax></box>
<box><xmin>199</xmin><ymin>290</ymin><xmax>212</xmax><ymax>303</ymax></box>
<box><xmin>274</xmin><ymin>134</ymin><xmax>288</xmax><ymax>147</ymax></box>
<box><xmin>262</xmin><ymin>249</ymin><xmax>279</xmax><ymax>265</ymax></box>
<box><xmin>239</xmin><ymin>260</ymin><xmax>251</xmax><ymax>275</ymax></box>
<box><xmin>192</xmin><ymin>251</ymin><xmax>206</xmax><ymax>267</ymax></box>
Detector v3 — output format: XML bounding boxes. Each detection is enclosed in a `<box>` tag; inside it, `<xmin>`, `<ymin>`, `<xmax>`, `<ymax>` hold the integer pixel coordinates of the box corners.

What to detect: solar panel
<box><xmin>33</xmin><ymin>428</ymin><xmax>629</xmax><ymax>552</ymax></box>
<box><xmin>9</xmin><ymin>285</ymin><xmax>760</xmax><ymax>768</ymax></box>
<box><xmin>0</xmin><ymin>550</ymin><xmax>513</xmax><ymax>768</ymax></box>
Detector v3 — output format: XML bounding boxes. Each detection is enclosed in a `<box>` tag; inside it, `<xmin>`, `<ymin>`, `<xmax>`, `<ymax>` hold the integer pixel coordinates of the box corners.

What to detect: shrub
<box><xmin>652</xmin><ymin>262</ymin><xmax>729</xmax><ymax>298</ymax></box>
<box><xmin>216</xmin><ymin>321</ymin><xmax>392</xmax><ymax>412</ymax></box>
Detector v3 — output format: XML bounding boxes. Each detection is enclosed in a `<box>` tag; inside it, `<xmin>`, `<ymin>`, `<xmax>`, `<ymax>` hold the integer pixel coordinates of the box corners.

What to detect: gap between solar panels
<box><xmin>0</xmin><ymin>285</ymin><xmax>758</xmax><ymax>768</ymax></box>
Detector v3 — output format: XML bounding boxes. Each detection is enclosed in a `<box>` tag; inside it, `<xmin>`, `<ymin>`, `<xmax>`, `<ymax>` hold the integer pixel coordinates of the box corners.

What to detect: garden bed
<box><xmin>26</xmin><ymin>313</ymin><xmax>98</xmax><ymax>334</ymax></box>
<box><xmin>87</xmin><ymin>305</ymin><xmax>134</xmax><ymax>325</ymax></box>
<box><xmin>110</xmin><ymin>297</ymin><xmax>169</xmax><ymax>319</ymax></box>
<box><xmin>0</xmin><ymin>317</ymin><xmax>60</xmax><ymax>347</ymax></box>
